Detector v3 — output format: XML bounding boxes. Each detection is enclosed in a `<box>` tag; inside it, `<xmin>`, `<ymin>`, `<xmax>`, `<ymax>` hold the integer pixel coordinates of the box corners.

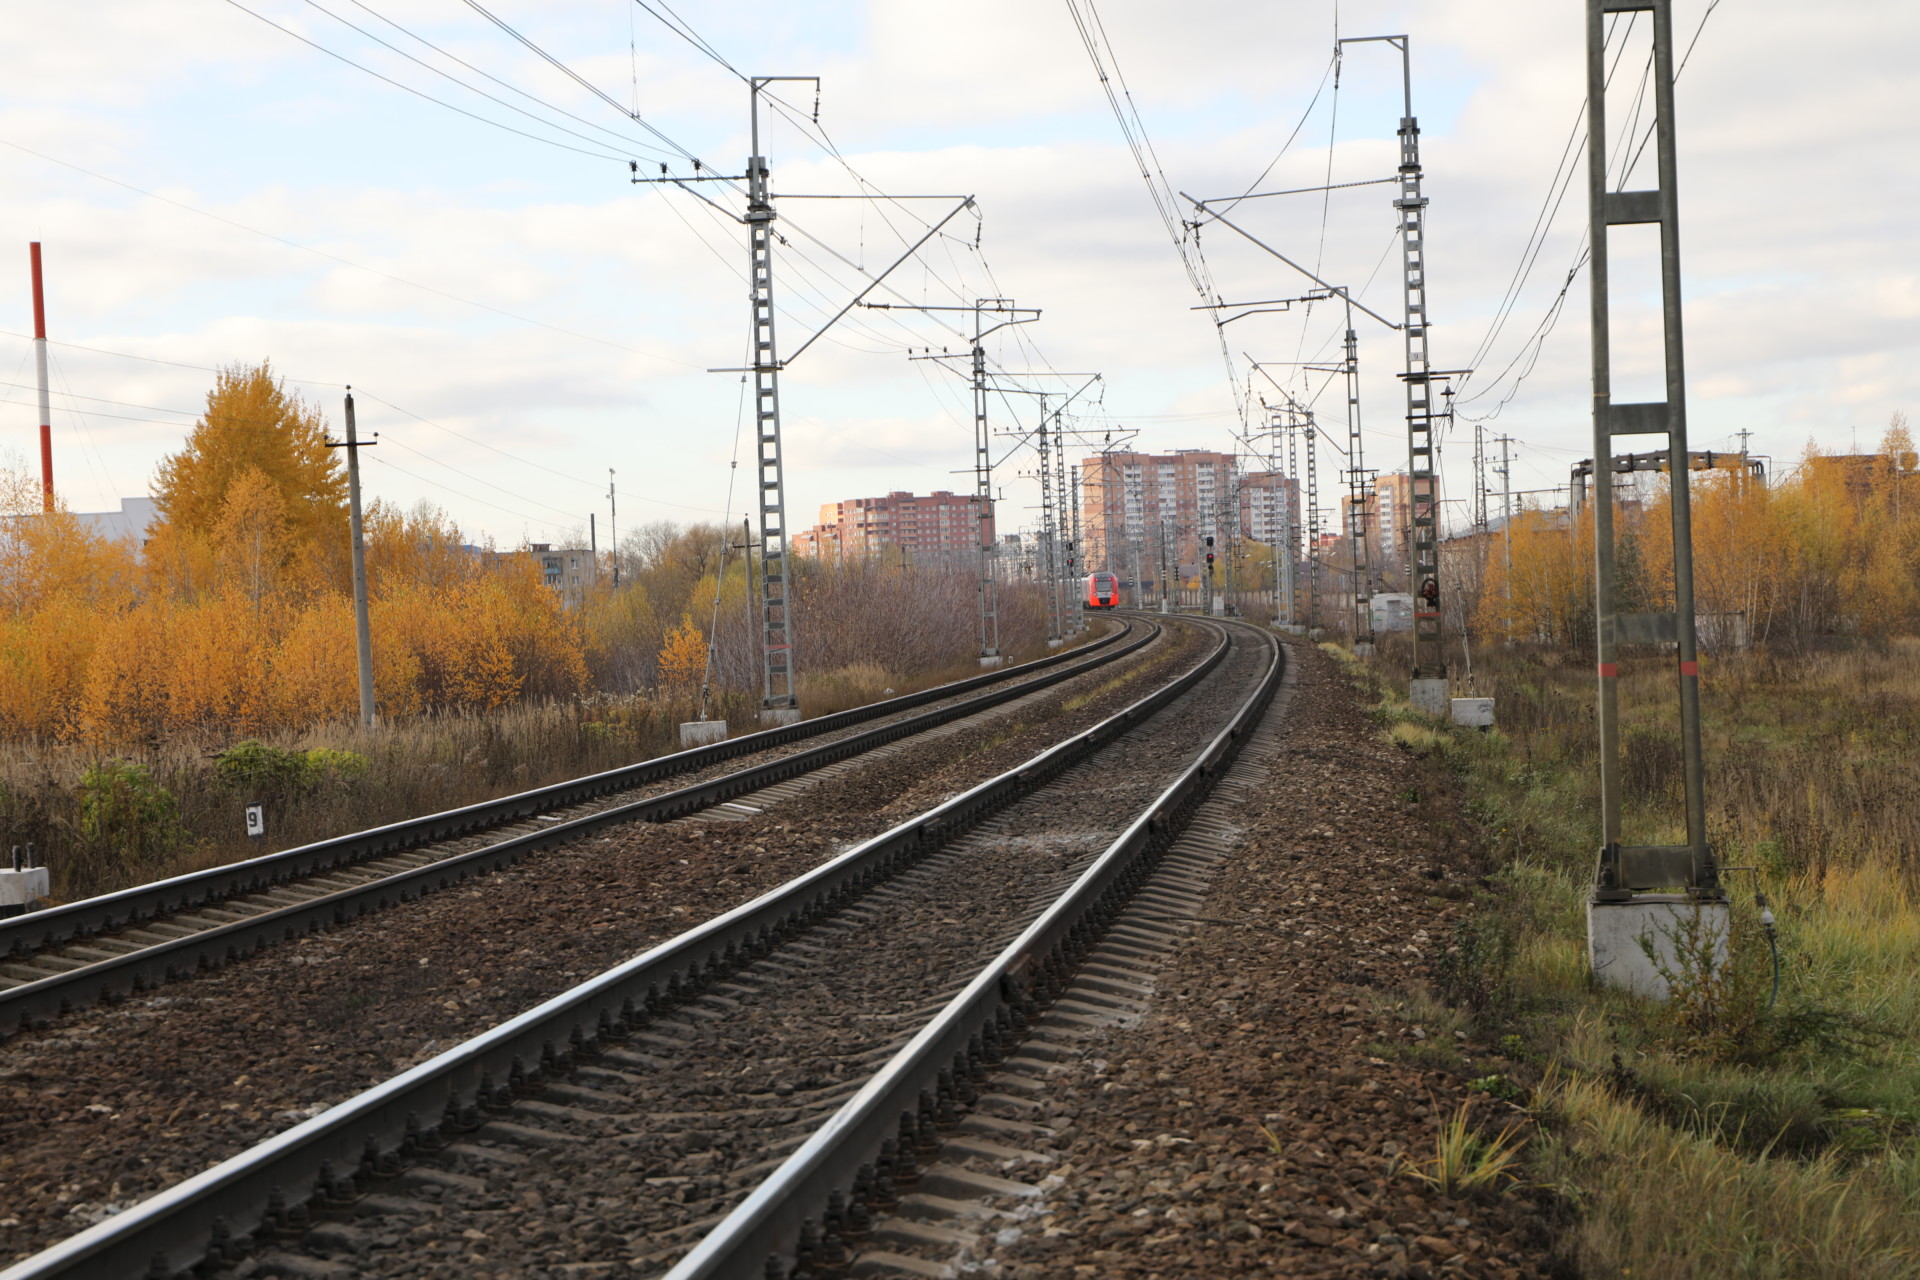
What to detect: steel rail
<box><xmin>0</xmin><ymin>615</ymin><xmax>1231</xmax><ymax>1280</ymax></box>
<box><xmin>0</xmin><ymin>622</ymin><xmax>1158</xmax><ymax>1038</ymax></box>
<box><xmin>666</xmin><ymin>619</ymin><xmax>1282</xmax><ymax>1279</ymax></box>
<box><xmin>1</xmin><ymin>623</ymin><xmax>1134</xmax><ymax>962</ymax></box>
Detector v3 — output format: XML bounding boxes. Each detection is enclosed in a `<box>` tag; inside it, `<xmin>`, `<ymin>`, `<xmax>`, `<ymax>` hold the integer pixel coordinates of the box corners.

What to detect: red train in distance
<box><xmin>1085</xmin><ymin>572</ymin><xmax>1121</xmax><ymax>609</ymax></box>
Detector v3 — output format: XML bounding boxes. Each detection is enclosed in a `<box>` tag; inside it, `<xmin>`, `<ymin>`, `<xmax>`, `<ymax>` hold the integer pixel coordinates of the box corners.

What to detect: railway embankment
<box><xmin>965</xmin><ymin>640</ymin><xmax>1561</xmax><ymax>1280</ymax></box>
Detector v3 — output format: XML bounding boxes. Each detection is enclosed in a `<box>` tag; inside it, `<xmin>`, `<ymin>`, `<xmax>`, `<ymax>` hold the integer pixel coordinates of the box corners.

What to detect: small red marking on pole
<box><xmin>1680</xmin><ymin>660</ymin><xmax>1699</xmax><ymax>676</ymax></box>
<box><xmin>1598</xmin><ymin>663</ymin><xmax>1618</xmax><ymax>678</ymax></box>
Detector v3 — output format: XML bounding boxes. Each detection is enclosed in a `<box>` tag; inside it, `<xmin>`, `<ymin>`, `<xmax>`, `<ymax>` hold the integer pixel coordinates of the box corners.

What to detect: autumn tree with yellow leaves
<box><xmin>1476</xmin><ymin>417</ymin><xmax>1920</xmax><ymax>649</ymax></box>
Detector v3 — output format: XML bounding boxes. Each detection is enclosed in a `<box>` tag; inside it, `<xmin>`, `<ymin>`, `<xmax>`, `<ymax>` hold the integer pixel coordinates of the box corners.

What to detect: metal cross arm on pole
<box><xmin>780</xmin><ymin>197</ymin><xmax>976</xmax><ymax>365</ymax></box>
<box><xmin>1194</xmin><ymin>176</ymin><xmax>1402</xmax><ymax>204</ymax></box>
<box><xmin>860</xmin><ymin>300</ymin><xmax>1040</xmax><ymax>344</ymax></box>
<box><xmin>1178</xmin><ymin>196</ymin><xmax>1402</xmax><ymax>332</ymax></box>
<box><xmin>1193</xmin><ymin>290</ymin><xmax>1339</xmax><ymax>328</ymax></box>
<box><xmin>1335</xmin><ymin>34</ymin><xmax>1413</xmax><ymax>113</ymax></box>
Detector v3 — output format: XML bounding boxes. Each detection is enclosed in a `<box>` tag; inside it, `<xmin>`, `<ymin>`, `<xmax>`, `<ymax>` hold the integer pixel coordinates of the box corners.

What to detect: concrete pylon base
<box><xmin>1409</xmin><ymin>677</ymin><xmax>1450</xmax><ymax>717</ymax></box>
<box><xmin>978</xmin><ymin>654</ymin><xmax>1006</xmax><ymax>669</ymax></box>
<box><xmin>1353</xmin><ymin>642</ymin><xmax>1375</xmax><ymax>657</ymax></box>
<box><xmin>678</xmin><ymin>719</ymin><xmax>729</xmax><ymax>748</ymax></box>
<box><xmin>1589</xmin><ymin>895</ymin><xmax>1730</xmax><ymax>1000</ymax></box>
<box><xmin>757</xmin><ymin>707</ymin><xmax>802</xmax><ymax>728</ymax></box>
<box><xmin>0</xmin><ymin>866</ymin><xmax>49</xmax><ymax>919</ymax></box>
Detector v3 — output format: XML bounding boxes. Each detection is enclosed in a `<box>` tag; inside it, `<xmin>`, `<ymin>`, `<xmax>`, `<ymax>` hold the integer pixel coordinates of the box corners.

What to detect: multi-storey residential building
<box><xmin>1237</xmin><ymin>471</ymin><xmax>1300</xmax><ymax>548</ymax></box>
<box><xmin>1078</xmin><ymin>449</ymin><xmax>1240</xmax><ymax>577</ymax></box>
<box><xmin>791</xmin><ymin>490</ymin><xmax>989</xmax><ymax>562</ymax></box>
<box><xmin>1370</xmin><ymin>472</ymin><xmax>1414</xmax><ymax>569</ymax></box>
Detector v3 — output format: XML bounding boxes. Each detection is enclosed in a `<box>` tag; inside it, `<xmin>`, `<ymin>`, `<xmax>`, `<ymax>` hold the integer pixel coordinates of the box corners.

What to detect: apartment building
<box><xmin>1077</xmin><ymin>449</ymin><xmax>1240</xmax><ymax>574</ymax></box>
<box><xmin>791</xmin><ymin>490</ymin><xmax>990</xmax><ymax>561</ymax></box>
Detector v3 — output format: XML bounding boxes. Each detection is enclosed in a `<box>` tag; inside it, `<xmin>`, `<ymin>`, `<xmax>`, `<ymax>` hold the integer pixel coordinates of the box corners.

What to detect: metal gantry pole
<box><xmin>1035</xmin><ymin>399</ymin><xmax>1061</xmax><ymax>645</ymax></box>
<box><xmin>970</xmin><ymin>324</ymin><xmax>1001</xmax><ymax>663</ymax></box>
<box><xmin>1284</xmin><ymin>411</ymin><xmax>1302</xmax><ymax>627</ymax></box>
<box><xmin>1344</xmin><ymin>35</ymin><xmax>1455</xmax><ymax>712</ymax></box>
<box><xmin>743</xmin><ymin>80</ymin><xmax>803</xmax><ymax>720</ymax></box>
<box><xmin>1585</xmin><ymin>0</ymin><xmax>1721</xmax><ymax>956</ymax></box>
<box><xmin>1344</xmin><ymin>316</ymin><xmax>1376</xmax><ymax>652</ymax></box>
<box><xmin>1304</xmin><ymin>414</ymin><xmax>1321</xmax><ymax>633</ymax></box>
<box><xmin>1068</xmin><ymin>458</ymin><xmax>1084</xmax><ymax>633</ymax></box>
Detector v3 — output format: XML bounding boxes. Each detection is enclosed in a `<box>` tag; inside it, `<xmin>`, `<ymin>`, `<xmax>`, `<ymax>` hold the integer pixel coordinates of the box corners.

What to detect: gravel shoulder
<box><xmin>972</xmin><ymin>641</ymin><xmax>1566</xmax><ymax>1280</ymax></box>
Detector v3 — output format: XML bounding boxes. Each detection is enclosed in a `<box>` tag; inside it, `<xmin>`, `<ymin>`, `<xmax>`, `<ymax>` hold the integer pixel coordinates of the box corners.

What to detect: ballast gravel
<box><xmin>0</xmin><ymin>621</ymin><xmax>1207</xmax><ymax>1265</ymax></box>
<box><xmin>971</xmin><ymin>641</ymin><xmax>1564</xmax><ymax>1280</ymax></box>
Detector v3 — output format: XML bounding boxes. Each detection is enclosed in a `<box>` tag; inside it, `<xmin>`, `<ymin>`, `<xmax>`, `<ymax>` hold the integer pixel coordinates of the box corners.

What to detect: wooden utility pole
<box><xmin>331</xmin><ymin>391</ymin><xmax>377</xmax><ymax>727</ymax></box>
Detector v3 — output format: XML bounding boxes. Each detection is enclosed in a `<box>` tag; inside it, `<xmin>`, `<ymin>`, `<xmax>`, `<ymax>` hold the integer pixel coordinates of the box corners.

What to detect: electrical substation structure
<box><xmin>1582</xmin><ymin>0</ymin><xmax>1726</xmax><ymax>997</ymax></box>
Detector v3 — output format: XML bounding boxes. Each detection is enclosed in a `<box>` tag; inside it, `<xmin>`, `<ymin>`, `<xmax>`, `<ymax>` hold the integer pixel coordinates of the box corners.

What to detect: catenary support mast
<box><xmin>1585</xmin><ymin>0</ymin><xmax>1719</xmax><ymax>931</ymax></box>
<box><xmin>744</xmin><ymin>78</ymin><xmax>807</xmax><ymax>720</ymax></box>
<box><xmin>1343</xmin><ymin>313</ymin><xmax>1376</xmax><ymax>651</ymax></box>
<box><xmin>1340</xmin><ymin>35</ymin><xmax>1457</xmax><ymax>712</ymax></box>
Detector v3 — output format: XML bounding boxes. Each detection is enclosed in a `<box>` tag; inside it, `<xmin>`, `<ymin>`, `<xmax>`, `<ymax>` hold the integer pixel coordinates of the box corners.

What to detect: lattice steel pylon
<box><xmin>968</xmin><ymin>328</ymin><xmax>1000</xmax><ymax>661</ymax></box>
<box><xmin>1343</xmin><ymin>316</ymin><xmax>1376</xmax><ymax>652</ymax></box>
<box><xmin>1035</xmin><ymin>399</ymin><xmax>1061</xmax><ymax>644</ymax></box>
<box><xmin>1342</xmin><ymin>35</ymin><xmax>1457</xmax><ymax>713</ymax></box>
<box><xmin>1585</xmin><ymin>0</ymin><xmax>1719</xmax><ymax>914</ymax></box>
<box><xmin>1284</xmin><ymin>409</ymin><xmax>1302</xmax><ymax>626</ymax></box>
<box><xmin>745</xmin><ymin>87</ymin><xmax>800</xmax><ymax>720</ymax></box>
<box><xmin>1068</xmin><ymin>461</ymin><xmax>1084</xmax><ymax>633</ymax></box>
<box><xmin>1303</xmin><ymin>413</ymin><xmax>1321</xmax><ymax>631</ymax></box>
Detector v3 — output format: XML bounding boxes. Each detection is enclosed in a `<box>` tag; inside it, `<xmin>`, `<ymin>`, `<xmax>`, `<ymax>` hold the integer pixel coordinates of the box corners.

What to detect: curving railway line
<box><xmin>0</xmin><ymin>619</ymin><xmax>1157</xmax><ymax>1039</ymax></box>
<box><xmin>0</xmin><ymin>615</ymin><xmax>1285</xmax><ymax>1280</ymax></box>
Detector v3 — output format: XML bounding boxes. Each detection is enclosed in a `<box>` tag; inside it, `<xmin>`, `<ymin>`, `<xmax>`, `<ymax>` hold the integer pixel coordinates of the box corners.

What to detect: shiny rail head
<box><xmin>0</xmin><ymin>621</ymin><xmax>1181</xmax><ymax>1277</ymax></box>
<box><xmin>665</xmin><ymin>620</ymin><xmax>1281</xmax><ymax>1279</ymax></box>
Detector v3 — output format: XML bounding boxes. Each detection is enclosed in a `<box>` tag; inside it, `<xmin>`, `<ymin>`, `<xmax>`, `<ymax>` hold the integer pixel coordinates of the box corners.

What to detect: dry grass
<box><xmin>1345</xmin><ymin>632</ymin><xmax>1920</xmax><ymax>1275</ymax></box>
<box><xmin>1536</xmin><ymin>1072</ymin><xmax>1920</xmax><ymax>1279</ymax></box>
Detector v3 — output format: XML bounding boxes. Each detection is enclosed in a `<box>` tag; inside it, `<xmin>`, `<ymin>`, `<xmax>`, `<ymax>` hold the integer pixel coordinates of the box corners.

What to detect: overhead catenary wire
<box><xmin>304</xmin><ymin>0</ymin><xmax>672</xmax><ymax>156</ymax></box>
<box><xmin>1457</xmin><ymin>0</ymin><xmax>1725</xmax><ymax>415</ymax></box>
<box><xmin>219</xmin><ymin>0</ymin><xmax>651</xmax><ymax>163</ymax></box>
<box><xmin>455</xmin><ymin>0</ymin><xmax>699</xmax><ymax>162</ymax></box>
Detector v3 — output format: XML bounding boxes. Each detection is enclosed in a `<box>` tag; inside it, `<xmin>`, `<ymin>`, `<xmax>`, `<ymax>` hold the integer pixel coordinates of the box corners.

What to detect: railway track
<box><xmin>0</xmin><ymin>616</ymin><xmax>1280</xmax><ymax>1280</ymax></box>
<box><xmin>0</xmin><ymin>620</ymin><xmax>1156</xmax><ymax>1038</ymax></box>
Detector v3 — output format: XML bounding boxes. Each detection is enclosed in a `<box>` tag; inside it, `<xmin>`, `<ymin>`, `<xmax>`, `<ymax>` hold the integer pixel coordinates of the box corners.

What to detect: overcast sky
<box><xmin>0</xmin><ymin>0</ymin><xmax>1910</xmax><ymax>550</ymax></box>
